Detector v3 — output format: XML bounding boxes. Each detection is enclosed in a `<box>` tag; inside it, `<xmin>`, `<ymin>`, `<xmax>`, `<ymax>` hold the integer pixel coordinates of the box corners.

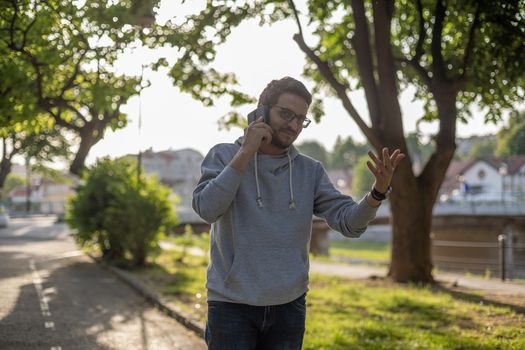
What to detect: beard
<box><xmin>270</xmin><ymin>128</ymin><xmax>296</xmax><ymax>149</ymax></box>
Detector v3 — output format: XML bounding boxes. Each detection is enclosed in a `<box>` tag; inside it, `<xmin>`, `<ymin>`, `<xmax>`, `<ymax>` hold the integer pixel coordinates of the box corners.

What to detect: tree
<box><xmin>496</xmin><ymin>111</ymin><xmax>525</xmax><ymax>156</ymax></box>
<box><xmin>0</xmin><ymin>0</ymin><xmax>162</xmax><ymax>175</ymax></box>
<box><xmin>296</xmin><ymin>140</ymin><xmax>329</xmax><ymax>166</ymax></box>
<box><xmin>67</xmin><ymin>157</ymin><xmax>177</xmax><ymax>266</ymax></box>
<box><xmin>467</xmin><ymin>137</ymin><xmax>496</xmax><ymax>159</ymax></box>
<box><xmin>0</xmin><ymin>118</ymin><xmax>70</xmax><ymax>199</ymax></box>
<box><xmin>329</xmin><ymin>136</ymin><xmax>369</xmax><ymax>169</ymax></box>
<box><xmin>171</xmin><ymin>0</ymin><xmax>525</xmax><ymax>282</ymax></box>
<box><xmin>1</xmin><ymin>173</ymin><xmax>25</xmax><ymax>200</ymax></box>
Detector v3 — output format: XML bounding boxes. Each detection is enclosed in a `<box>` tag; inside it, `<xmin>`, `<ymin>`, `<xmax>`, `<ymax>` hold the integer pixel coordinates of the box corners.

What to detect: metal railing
<box><xmin>432</xmin><ymin>234</ymin><xmax>525</xmax><ymax>281</ymax></box>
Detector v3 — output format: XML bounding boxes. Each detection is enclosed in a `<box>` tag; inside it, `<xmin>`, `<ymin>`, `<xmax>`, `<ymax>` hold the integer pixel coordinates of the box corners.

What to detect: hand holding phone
<box><xmin>243</xmin><ymin>105</ymin><xmax>272</xmax><ymax>154</ymax></box>
<box><xmin>247</xmin><ymin>105</ymin><xmax>270</xmax><ymax>125</ymax></box>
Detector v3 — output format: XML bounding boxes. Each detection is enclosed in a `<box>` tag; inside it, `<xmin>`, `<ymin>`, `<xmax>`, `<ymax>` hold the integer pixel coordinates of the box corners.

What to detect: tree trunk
<box><xmin>387</xmin><ymin>86</ymin><xmax>457</xmax><ymax>283</ymax></box>
<box><xmin>0</xmin><ymin>156</ymin><xmax>12</xmax><ymax>200</ymax></box>
<box><xmin>388</xmin><ymin>161</ymin><xmax>434</xmax><ymax>282</ymax></box>
<box><xmin>0</xmin><ymin>137</ymin><xmax>12</xmax><ymax>201</ymax></box>
<box><xmin>69</xmin><ymin>126</ymin><xmax>104</xmax><ymax>176</ymax></box>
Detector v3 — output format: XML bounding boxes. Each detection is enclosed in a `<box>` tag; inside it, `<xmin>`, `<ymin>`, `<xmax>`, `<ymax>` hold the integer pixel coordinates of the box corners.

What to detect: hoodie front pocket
<box><xmin>223</xmin><ymin>244</ymin><xmax>308</xmax><ymax>304</ymax></box>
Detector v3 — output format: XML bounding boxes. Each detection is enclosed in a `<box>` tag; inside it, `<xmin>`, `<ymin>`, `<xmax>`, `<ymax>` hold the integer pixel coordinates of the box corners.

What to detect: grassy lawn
<box><xmin>322</xmin><ymin>239</ymin><xmax>391</xmax><ymax>263</ymax></box>
<box><xmin>127</xmin><ymin>244</ymin><xmax>525</xmax><ymax>350</ymax></box>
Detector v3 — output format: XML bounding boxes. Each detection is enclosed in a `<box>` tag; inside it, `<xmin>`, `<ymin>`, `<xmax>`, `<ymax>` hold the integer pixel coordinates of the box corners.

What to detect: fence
<box><xmin>432</xmin><ymin>233</ymin><xmax>525</xmax><ymax>281</ymax></box>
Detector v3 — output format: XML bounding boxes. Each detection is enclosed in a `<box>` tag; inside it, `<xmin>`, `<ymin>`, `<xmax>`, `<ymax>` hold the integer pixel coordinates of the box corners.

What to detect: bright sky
<box><xmin>85</xmin><ymin>0</ymin><xmax>504</xmax><ymax>165</ymax></box>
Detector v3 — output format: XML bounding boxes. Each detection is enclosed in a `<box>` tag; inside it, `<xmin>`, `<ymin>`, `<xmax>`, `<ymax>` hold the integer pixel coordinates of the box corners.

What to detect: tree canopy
<box><xmin>496</xmin><ymin>111</ymin><xmax>525</xmax><ymax>156</ymax></box>
<box><xmin>0</xmin><ymin>0</ymin><xmax>161</xmax><ymax>174</ymax></box>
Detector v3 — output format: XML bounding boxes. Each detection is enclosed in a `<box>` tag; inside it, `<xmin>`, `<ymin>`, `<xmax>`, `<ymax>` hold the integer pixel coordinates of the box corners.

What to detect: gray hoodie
<box><xmin>192</xmin><ymin>137</ymin><xmax>378</xmax><ymax>306</ymax></box>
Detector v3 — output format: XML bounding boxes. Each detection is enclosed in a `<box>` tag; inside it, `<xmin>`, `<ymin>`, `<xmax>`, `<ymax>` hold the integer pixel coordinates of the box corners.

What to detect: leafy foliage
<box><xmin>466</xmin><ymin>137</ymin><xmax>497</xmax><ymax>159</ymax></box>
<box><xmin>0</xmin><ymin>0</ymin><xmax>162</xmax><ymax>174</ymax></box>
<box><xmin>296</xmin><ymin>140</ymin><xmax>329</xmax><ymax>166</ymax></box>
<box><xmin>496</xmin><ymin>111</ymin><xmax>525</xmax><ymax>156</ymax></box>
<box><xmin>66</xmin><ymin>157</ymin><xmax>177</xmax><ymax>266</ymax></box>
<box><xmin>351</xmin><ymin>154</ymin><xmax>375</xmax><ymax>198</ymax></box>
<box><xmin>329</xmin><ymin>136</ymin><xmax>369</xmax><ymax>170</ymax></box>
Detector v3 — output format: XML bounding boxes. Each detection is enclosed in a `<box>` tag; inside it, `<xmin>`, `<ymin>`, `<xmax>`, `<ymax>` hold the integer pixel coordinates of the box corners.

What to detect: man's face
<box><xmin>268</xmin><ymin>93</ymin><xmax>310</xmax><ymax>149</ymax></box>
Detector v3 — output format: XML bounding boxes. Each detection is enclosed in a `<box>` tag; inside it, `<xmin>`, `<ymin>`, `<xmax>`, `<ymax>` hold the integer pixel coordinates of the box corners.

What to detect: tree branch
<box><xmin>47</xmin><ymin>108</ymin><xmax>82</xmax><ymax>133</ymax></box>
<box><xmin>414</xmin><ymin>0</ymin><xmax>425</xmax><ymax>62</ymax></box>
<box><xmin>288</xmin><ymin>0</ymin><xmax>380</xmax><ymax>149</ymax></box>
<box><xmin>372</xmin><ymin>0</ymin><xmax>406</xmax><ymax>143</ymax></box>
<box><xmin>293</xmin><ymin>33</ymin><xmax>381</xmax><ymax>150</ymax></box>
<box><xmin>287</xmin><ymin>0</ymin><xmax>304</xmax><ymax>38</ymax></box>
<box><xmin>8</xmin><ymin>0</ymin><xmax>18</xmax><ymax>48</ymax></box>
<box><xmin>431</xmin><ymin>0</ymin><xmax>447</xmax><ymax>80</ymax></box>
<box><xmin>350</xmin><ymin>0</ymin><xmax>381</xmax><ymax>128</ymax></box>
<box><xmin>59</xmin><ymin>49</ymin><xmax>88</xmax><ymax>98</ymax></box>
<box><xmin>461</xmin><ymin>4</ymin><xmax>481</xmax><ymax>81</ymax></box>
<box><xmin>395</xmin><ymin>56</ymin><xmax>432</xmax><ymax>86</ymax></box>
<box><xmin>21</xmin><ymin>15</ymin><xmax>38</xmax><ymax>49</ymax></box>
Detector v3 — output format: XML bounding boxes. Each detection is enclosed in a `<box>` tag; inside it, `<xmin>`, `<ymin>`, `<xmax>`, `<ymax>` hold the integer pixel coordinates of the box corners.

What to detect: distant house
<box><xmin>8</xmin><ymin>179</ymin><xmax>74</xmax><ymax>214</ymax></box>
<box><xmin>441</xmin><ymin>156</ymin><xmax>525</xmax><ymax>200</ymax></box>
<box><xmin>141</xmin><ymin>148</ymin><xmax>204</xmax><ymax>207</ymax></box>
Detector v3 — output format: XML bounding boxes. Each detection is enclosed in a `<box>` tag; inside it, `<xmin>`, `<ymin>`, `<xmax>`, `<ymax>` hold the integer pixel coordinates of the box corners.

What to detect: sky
<box><xmin>84</xmin><ymin>0</ymin><xmax>505</xmax><ymax>165</ymax></box>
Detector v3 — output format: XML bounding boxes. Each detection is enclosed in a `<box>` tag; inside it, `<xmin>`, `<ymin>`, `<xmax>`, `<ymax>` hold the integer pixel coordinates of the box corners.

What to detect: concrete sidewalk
<box><xmin>310</xmin><ymin>260</ymin><xmax>525</xmax><ymax>296</ymax></box>
<box><xmin>161</xmin><ymin>239</ymin><xmax>525</xmax><ymax>297</ymax></box>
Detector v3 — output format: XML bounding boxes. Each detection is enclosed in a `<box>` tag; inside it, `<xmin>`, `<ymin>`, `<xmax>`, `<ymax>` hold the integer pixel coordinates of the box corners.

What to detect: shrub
<box><xmin>66</xmin><ymin>157</ymin><xmax>177</xmax><ymax>266</ymax></box>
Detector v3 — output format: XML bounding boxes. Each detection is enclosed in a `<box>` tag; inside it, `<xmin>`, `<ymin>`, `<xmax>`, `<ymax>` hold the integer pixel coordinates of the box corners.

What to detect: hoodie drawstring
<box><xmin>254</xmin><ymin>150</ymin><xmax>295</xmax><ymax>209</ymax></box>
<box><xmin>287</xmin><ymin>151</ymin><xmax>295</xmax><ymax>209</ymax></box>
<box><xmin>254</xmin><ymin>153</ymin><xmax>263</xmax><ymax>207</ymax></box>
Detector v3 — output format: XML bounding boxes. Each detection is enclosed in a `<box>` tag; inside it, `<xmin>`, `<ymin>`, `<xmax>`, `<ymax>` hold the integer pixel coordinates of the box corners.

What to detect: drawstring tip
<box><xmin>289</xmin><ymin>200</ymin><xmax>295</xmax><ymax>209</ymax></box>
<box><xmin>256</xmin><ymin>197</ymin><xmax>264</xmax><ymax>207</ymax></box>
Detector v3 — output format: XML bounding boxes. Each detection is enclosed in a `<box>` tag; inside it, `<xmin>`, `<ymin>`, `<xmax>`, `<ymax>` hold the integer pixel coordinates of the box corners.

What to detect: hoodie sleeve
<box><xmin>313</xmin><ymin>162</ymin><xmax>378</xmax><ymax>238</ymax></box>
<box><xmin>192</xmin><ymin>145</ymin><xmax>244</xmax><ymax>223</ymax></box>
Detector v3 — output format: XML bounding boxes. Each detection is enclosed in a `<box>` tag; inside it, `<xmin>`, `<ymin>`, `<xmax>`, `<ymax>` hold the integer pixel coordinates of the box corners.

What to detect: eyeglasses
<box><xmin>272</xmin><ymin>105</ymin><xmax>311</xmax><ymax>128</ymax></box>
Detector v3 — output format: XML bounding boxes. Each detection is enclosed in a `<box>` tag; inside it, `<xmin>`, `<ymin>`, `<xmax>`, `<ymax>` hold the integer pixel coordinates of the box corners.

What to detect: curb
<box><xmin>86</xmin><ymin>253</ymin><xmax>206</xmax><ymax>339</ymax></box>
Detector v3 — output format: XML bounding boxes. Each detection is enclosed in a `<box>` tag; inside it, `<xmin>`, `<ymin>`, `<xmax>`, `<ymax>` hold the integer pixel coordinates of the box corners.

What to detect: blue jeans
<box><xmin>205</xmin><ymin>293</ymin><xmax>307</xmax><ymax>350</ymax></box>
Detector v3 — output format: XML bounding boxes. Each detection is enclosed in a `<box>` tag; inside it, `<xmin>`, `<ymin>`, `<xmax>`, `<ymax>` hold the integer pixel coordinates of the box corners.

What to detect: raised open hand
<box><xmin>367</xmin><ymin>147</ymin><xmax>406</xmax><ymax>194</ymax></box>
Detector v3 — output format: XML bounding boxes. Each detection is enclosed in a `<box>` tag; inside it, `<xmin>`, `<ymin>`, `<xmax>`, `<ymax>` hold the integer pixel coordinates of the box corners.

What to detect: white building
<box><xmin>441</xmin><ymin>156</ymin><xmax>525</xmax><ymax>202</ymax></box>
<box><xmin>141</xmin><ymin>148</ymin><xmax>204</xmax><ymax>209</ymax></box>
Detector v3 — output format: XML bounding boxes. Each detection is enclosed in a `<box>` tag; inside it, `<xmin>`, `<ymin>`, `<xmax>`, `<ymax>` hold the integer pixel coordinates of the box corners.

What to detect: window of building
<box><xmin>478</xmin><ymin>169</ymin><xmax>486</xmax><ymax>180</ymax></box>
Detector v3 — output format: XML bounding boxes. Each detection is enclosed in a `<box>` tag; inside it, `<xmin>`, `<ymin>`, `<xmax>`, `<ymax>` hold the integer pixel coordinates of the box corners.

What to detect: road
<box><xmin>0</xmin><ymin>217</ymin><xmax>206</xmax><ymax>350</ymax></box>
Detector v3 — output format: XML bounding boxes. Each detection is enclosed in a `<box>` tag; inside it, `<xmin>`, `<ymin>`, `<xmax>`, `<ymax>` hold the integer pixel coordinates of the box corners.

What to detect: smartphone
<box><xmin>247</xmin><ymin>105</ymin><xmax>269</xmax><ymax>124</ymax></box>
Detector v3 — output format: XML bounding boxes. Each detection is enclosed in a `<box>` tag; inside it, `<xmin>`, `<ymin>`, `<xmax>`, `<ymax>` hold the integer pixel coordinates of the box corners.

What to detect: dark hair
<box><xmin>257</xmin><ymin>76</ymin><xmax>312</xmax><ymax>107</ymax></box>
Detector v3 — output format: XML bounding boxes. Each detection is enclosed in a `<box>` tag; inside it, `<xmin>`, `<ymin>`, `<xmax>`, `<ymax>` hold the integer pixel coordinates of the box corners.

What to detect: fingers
<box><xmin>392</xmin><ymin>153</ymin><xmax>406</xmax><ymax>168</ymax></box>
<box><xmin>368</xmin><ymin>150</ymin><xmax>382</xmax><ymax>168</ymax></box>
<box><xmin>366</xmin><ymin>160</ymin><xmax>378</xmax><ymax>175</ymax></box>
<box><xmin>369</xmin><ymin>147</ymin><xmax>405</xmax><ymax>171</ymax></box>
<box><xmin>248</xmin><ymin>116</ymin><xmax>264</xmax><ymax>126</ymax></box>
<box><xmin>248</xmin><ymin>117</ymin><xmax>272</xmax><ymax>144</ymax></box>
<box><xmin>382</xmin><ymin>148</ymin><xmax>392</xmax><ymax>168</ymax></box>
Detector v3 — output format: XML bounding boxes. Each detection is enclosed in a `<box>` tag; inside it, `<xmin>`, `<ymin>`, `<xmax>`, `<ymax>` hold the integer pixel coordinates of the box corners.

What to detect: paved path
<box><xmin>310</xmin><ymin>261</ymin><xmax>525</xmax><ymax>297</ymax></box>
<box><xmin>0</xmin><ymin>217</ymin><xmax>206</xmax><ymax>350</ymax></box>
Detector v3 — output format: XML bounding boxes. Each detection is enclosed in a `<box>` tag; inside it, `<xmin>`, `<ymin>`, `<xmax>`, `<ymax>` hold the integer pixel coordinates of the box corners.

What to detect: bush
<box><xmin>66</xmin><ymin>157</ymin><xmax>177</xmax><ymax>266</ymax></box>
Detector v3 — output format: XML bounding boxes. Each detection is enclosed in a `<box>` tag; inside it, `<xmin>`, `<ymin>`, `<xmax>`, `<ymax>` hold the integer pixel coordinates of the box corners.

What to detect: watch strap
<box><xmin>371</xmin><ymin>186</ymin><xmax>391</xmax><ymax>201</ymax></box>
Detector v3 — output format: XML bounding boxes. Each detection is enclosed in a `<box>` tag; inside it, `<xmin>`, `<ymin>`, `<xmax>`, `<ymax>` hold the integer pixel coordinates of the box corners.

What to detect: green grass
<box><xmin>326</xmin><ymin>239</ymin><xmax>391</xmax><ymax>262</ymax></box>
<box><xmin>131</xmin><ymin>246</ymin><xmax>209</xmax><ymax>320</ymax></box>
<box><xmin>127</xmin><ymin>244</ymin><xmax>525</xmax><ymax>349</ymax></box>
<box><xmin>304</xmin><ymin>274</ymin><xmax>525</xmax><ymax>349</ymax></box>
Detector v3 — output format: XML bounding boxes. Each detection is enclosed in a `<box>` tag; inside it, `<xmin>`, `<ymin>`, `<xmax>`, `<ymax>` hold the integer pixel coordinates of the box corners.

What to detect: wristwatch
<box><xmin>370</xmin><ymin>186</ymin><xmax>392</xmax><ymax>201</ymax></box>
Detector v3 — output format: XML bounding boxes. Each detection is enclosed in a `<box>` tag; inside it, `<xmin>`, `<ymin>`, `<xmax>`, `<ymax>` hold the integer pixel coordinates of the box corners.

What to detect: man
<box><xmin>193</xmin><ymin>76</ymin><xmax>405</xmax><ymax>349</ymax></box>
